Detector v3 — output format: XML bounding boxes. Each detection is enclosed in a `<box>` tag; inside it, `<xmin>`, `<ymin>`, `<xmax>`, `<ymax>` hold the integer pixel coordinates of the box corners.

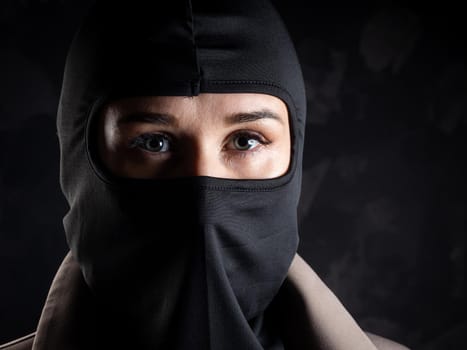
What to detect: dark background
<box><xmin>1</xmin><ymin>1</ymin><xmax>466</xmax><ymax>348</ymax></box>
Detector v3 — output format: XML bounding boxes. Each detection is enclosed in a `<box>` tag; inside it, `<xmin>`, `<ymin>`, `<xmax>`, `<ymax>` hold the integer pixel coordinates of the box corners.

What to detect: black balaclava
<box><xmin>57</xmin><ymin>0</ymin><xmax>306</xmax><ymax>349</ymax></box>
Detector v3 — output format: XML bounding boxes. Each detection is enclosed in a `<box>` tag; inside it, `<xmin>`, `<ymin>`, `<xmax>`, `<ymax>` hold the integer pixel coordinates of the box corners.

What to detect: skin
<box><xmin>97</xmin><ymin>93</ymin><xmax>291</xmax><ymax>180</ymax></box>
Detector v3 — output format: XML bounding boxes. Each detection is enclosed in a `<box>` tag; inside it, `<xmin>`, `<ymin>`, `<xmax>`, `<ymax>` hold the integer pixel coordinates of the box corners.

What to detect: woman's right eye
<box><xmin>129</xmin><ymin>133</ymin><xmax>171</xmax><ymax>153</ymax></box>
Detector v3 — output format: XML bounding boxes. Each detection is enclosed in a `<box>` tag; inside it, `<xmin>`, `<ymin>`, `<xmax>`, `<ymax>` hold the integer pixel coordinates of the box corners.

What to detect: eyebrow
<box><xmin>118</xmin><ymin>112</ymin><xmax>177</xmax><ymax>126</ymax></box>
<box><xmin>225</xmin><ymin>109</ymin><xmax>284</xmax><ymax>125</ymax></box>
<box><xmin>117</xmin><ymin>109</ymin><xmax>284</xmax><ymax>126</ymax></box>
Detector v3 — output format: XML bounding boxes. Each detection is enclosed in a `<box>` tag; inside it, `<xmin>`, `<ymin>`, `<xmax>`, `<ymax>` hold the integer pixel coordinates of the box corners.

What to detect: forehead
<box><xmin>102</xmin><ymin>93</ymin><xmax>289</xmax><ymax>121</ymax></box>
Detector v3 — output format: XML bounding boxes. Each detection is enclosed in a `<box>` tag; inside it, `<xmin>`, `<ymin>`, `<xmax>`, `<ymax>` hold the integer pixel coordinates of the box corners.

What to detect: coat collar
<box><xmin>30</xmin><ymin>252</ymin><xmax>315</xmax><ymax>350</ymax></box>
<box><xmin>32</xmin><ymin>252</ymin><xmax>102</xmax><ymax>350</ymax></box>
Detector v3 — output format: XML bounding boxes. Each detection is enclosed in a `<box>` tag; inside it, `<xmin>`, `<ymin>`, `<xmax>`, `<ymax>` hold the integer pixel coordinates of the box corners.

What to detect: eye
<box><xmin>130</xmin><ymin>133</ymin><xmax>171</xmax><ymax>153</ymax></box>
<box><xmin>228</xmin><ymin>132</ymin><xmax>268</xmax><ymax>151</ymax></box>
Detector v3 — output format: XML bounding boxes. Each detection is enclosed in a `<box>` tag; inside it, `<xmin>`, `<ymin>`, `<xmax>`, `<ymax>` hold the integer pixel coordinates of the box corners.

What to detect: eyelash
<box><xmin>225</xmin><ymin>131</ymin><xmax>270</xmax><ymax>155</ymax></box>
<box><xmin>128</xmin><ymin>130</ymin><xmax>271</xmax><ymax>157</ymax></box>
<box><xmin>129</xmin><ymin>132</ymin><xmax>173</xmax><ymax>154</ymax></box>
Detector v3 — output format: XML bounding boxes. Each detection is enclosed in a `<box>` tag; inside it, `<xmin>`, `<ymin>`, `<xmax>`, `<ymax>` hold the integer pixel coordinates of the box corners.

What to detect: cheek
<box><xmin>268</xmin><ymin>132</ymin><xmax>291</xmax><ymax>177</ymax></box>
<box><xmin>97</xmin><ymin>119</ymin><xmax>115</xmax><ymax>171</ymax></box>
<box><xmin>97</xmin><ymin>123</ymin><xmax>145</xmax><ymax>178</ymax></box>
<box><xmin>98</xmin><ymin>125</ymin><xmax>124</xmax><ymax>174</ymax></box>
<box><xmin>233</xmin><ymin>141</ymin><xmax>291</xmax><ymax>179</ymax></box>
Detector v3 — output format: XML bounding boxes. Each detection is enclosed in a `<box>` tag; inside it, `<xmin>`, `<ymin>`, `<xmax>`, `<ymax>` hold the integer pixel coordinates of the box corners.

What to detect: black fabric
<box><xmin>57</xmin><ymin>0</ymin><xmax>306</xmax><ymax>349</ymax></box>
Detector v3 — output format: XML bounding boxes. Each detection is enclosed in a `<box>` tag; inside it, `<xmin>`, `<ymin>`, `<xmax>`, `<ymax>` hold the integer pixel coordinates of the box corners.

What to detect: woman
<box><xmin>1</xmin><ymin>0</ymin><xmax>408</xmax><ymax>349</ymax></box>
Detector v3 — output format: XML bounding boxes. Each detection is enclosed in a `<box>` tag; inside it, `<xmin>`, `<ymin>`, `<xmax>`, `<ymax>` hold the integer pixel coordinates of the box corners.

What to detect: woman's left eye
<box><xmin>229</xmin><ymin>132</ymin><xmax>266</xmax><ymax>151</ymax></box>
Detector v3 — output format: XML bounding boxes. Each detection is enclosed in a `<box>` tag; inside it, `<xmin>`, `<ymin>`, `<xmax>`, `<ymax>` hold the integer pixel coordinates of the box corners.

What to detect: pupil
<box><xmin>237</xmin><ymin>136</ymin><xmax>249</xmax><ymax>148</ymax></box>
<box><xmin>147</xmin><ymin>136</ymin><xmax>163</xmax><ymax>151</ymax></box>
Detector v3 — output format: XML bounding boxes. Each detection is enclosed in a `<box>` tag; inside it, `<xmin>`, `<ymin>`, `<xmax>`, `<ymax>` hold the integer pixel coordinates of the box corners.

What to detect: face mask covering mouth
<box><xmin>56</xmin><ymin>0</ymin><xmax>307</xmax><ymax>349</ymax></box>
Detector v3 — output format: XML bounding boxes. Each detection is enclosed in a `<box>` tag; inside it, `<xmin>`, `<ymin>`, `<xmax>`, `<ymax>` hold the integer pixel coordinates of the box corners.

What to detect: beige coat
<box><xmin>0</xmin><ymin>253</ymin><xmax>409</xmax><ymax>350</ymax></box>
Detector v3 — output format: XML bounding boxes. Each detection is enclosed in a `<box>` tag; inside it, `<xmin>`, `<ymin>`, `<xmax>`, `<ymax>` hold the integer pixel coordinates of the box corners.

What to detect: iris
<box><xmin>131</xmin><ymin>133</ymin><xmax>171</xmax><ymax>153</ymax></box>
<box><xmin>233</xmin><ymin>134</ymin><xmax>260</xmax><ymax>150</ymax></box>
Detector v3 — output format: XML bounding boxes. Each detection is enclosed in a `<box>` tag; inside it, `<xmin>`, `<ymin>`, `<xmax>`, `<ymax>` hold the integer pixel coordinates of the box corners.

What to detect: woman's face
<box><xmin>98</xmin><ymin>93</ymin><xmax>291</xmax><ymax>179</ymax></box>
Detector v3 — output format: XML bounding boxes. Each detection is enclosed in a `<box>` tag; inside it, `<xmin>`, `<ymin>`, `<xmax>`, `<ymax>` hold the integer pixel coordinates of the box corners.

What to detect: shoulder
<box><xmin>283</xmin><ymin>254</ymin><xmax>411</xmax><ymax>350</ymax></box>
<box><xmin>365</xmin><ymin>332</ymin><xmax>411</xmax><ymax>350</ymax></box>
<box><xmin>0</xmin><ymin>333</ymin><xmax>35</xmax><ymax>350</ymax></box>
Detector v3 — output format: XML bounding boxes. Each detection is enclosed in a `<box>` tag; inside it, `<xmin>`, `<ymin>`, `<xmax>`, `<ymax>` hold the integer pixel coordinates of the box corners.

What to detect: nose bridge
<box><xmin>184</xmin><ymin>136</ymin><xmax>222</xmax><ymax>178</ymax></box>
<box><xmin>191</xmin><ymin>149</ymin><xmax>212</xmax><ymax>177</ymax></box>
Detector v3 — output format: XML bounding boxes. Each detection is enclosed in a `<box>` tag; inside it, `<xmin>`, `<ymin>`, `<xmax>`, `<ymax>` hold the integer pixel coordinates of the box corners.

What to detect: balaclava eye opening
<box><xmin>56</xmin><ymin>0</ymin><xmax>306</xmax><ymax>349</ymax></box>
<box><xmin>86</xmin><ymin>92</ymin><xmax>296</xmax><ymax>186</ymax></box>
